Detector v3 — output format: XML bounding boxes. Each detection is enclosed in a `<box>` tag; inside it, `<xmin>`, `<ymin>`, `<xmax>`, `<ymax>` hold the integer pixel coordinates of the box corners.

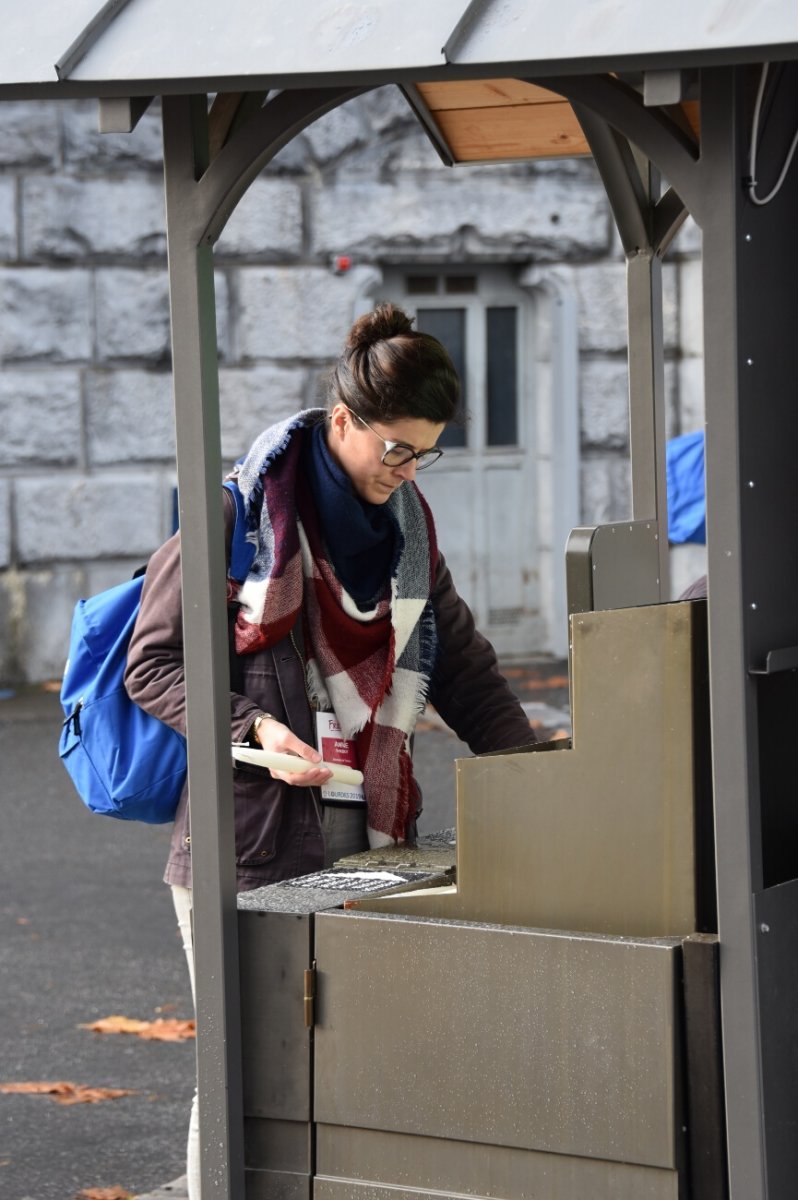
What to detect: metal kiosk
<box><xmin>3</xmin><ymin>5</ymin><xmax>798</xmax><ymax>1198</ymax></box>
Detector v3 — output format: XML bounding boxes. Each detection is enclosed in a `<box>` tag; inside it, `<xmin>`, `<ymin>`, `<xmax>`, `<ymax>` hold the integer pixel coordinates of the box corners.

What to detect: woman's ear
<box><xmin>329</xmin><ymin>403</ymin><xmax>349</xmax><ymax>442</ymax></box>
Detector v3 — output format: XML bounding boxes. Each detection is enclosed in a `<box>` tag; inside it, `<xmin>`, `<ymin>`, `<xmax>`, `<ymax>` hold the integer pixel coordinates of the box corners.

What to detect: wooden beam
<box><xmin>417</xmin><ymin>78</ymin><xmax>565</xmax><ymax>111</ymax></box>
<box><xmin>433</xmin><ymin>100</ymin><xmax>590</xmax><ymax>161</ymax></box>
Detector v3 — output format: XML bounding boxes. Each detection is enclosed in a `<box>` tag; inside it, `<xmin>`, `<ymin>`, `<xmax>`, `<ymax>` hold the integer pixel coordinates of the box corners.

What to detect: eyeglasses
<box><xmin>345</xmin><ymin>406</ymin><xmax>444</xmax><ymax>470</ymax></box>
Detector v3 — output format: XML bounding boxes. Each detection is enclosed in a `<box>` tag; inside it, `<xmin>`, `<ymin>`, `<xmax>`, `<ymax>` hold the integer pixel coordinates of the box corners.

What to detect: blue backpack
<box><xmin>58</xmin><ymin>480</ymin><xmax>254</xmax><ymax>823</ymax></box>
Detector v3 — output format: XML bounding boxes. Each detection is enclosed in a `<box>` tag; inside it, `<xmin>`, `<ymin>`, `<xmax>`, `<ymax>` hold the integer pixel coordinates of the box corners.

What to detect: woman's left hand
<box><xmin>254</xmin><ymin>715</ymin><xmax>333</xmax><ymax>788</ymax></box>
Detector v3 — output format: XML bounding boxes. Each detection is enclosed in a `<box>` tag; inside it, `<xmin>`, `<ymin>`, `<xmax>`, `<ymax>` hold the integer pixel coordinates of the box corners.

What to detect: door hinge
<box><xmin>303</xmin><ymin>964</ymin><xmax>317</xmax><ymax>1028</ymax></box>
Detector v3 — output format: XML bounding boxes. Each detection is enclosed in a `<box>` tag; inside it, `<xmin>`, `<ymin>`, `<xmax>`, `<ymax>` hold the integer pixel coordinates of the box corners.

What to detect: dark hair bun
<box><xmin>345</xmin><ymin>302</ymin><xmax>414</xmax><ymax>352</ymax></box>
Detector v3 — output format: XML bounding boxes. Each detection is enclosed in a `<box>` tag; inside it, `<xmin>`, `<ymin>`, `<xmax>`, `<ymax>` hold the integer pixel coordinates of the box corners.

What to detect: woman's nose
<box><xmin>393</xmin><ymin>457</ymin><xmax>417</xmax><ymax>481</ymax></box>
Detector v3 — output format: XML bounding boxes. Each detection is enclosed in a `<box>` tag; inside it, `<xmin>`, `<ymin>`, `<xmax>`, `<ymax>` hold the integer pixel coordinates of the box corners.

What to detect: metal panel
<box><xmin>357</xmin><ymin>601</ymin><xmax>704</xmax><ymax>940</ymax></box>
<box><xmin>681</xmin><ymin>935</ymin><xmax>728</xmax><ymax>1199</ymax></box>
<box><xmin>314</xmin><ymin>911</ymin><xmax>683</xmax><ymax>1169</ymax></box>
<box><xmin>0</xmin><ymin>0</ymin><xmax>101</xmax><ymax>85</ymax></box>
<box><xmin>238</xmin><ymin>911</ymin><xmax>313</xmax><ymax>1120</ymax></box>
<box><xmin>246</xmin><ymin>1168</ymin><xmax>310</xmax><ymax>1200</ymax></box>
<box><xmin>65</xmin><ymin>0</ymin><xmax>462</xmax><ymax>82</ymax></box>
<box><xmin>447</xmin><ymin>0</ymin><xmax>798</xmax><ymax>67</ymax></box>
<box><xmin>316</xmin><ymin>1126</ymin><xmax>678</xmax><ymax>1200</ymax></box>
<box><xmin>245</xmin><ymin>1119</ymin><xmax>312</xmax><ymax>1200</ymax></box>
<box><xmin>699</xmin><ymin>65</ymin><xmax>798</xmax><ymax>1200</ymax></box>
<box><xmin>566</xmin><ymin>522</ymin><xmax>661</xmax><ymax>615</ymax></box>
<box><xmin>753</xmin><ymin>879</ymin><xmax>798</xmax><ymax>1199</ymax></box>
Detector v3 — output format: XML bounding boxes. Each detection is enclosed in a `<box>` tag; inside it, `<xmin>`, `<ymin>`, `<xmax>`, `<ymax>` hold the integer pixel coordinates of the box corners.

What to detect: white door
<box><xmin>382</xmin><ymin>268</ymin><xmax>544</xmax><ymax>657</ymax></box>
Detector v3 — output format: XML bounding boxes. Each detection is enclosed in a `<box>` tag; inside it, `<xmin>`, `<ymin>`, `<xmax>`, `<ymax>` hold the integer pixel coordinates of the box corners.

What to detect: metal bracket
<box><xmin>749</xmin><ymin>647</ymin><xmax>798</xmax><ymax>676</ymax></box>
<box><xmin>98</xmin><ymin>96</ymin><xmax>153</xmax><ymax>134</ymax></box>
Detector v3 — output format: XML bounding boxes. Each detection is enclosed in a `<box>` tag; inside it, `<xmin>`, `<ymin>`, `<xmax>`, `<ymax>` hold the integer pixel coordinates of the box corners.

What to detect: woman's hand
<box><xmin>254</xmin><ymin>716</ymin><xmax>333</xmax><ymax>788</ymax></box>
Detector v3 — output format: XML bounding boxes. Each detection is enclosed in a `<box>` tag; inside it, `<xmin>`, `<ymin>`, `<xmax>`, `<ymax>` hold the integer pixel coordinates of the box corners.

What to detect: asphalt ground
<box><xmin>0</xmin><ymin>663</ymin><xmax>569</xmax><ymax>1200</ymax></box>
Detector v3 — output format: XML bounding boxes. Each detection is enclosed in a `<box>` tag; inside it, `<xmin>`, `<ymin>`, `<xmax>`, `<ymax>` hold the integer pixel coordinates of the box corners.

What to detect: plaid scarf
<box><xmin>232</xmin><ymin>409</ymin><xmax>438</xmax><ymax>845</ymax></box>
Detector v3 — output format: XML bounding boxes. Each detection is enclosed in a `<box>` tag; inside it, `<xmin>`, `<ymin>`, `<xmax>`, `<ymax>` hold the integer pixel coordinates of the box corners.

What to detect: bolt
<box><xmin>760</xmin><ymin>922</ymin><xmax>770</xmax><ymax>933</ymax></box>
<box><xmin>748</xmin><ymin>480</ymin><xmax>755</xmax><ymax>488</ymax></box>
<box><xmin>746</xmin><ymin>358</ymin><xmax>754</xmax><ymax>366</ymax></box>
<box><xmin>751</xmin><ymin>602</ymin><xmax>758</xmax><ymax>610</ymax></box>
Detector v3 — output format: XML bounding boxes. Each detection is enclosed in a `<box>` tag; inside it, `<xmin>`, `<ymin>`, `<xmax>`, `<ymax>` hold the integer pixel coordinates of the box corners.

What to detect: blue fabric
<box><xmin>59</xmin><ymin>574</ymin><xmax>187</xmax><ymax>823</ymax></box>
<box><xmin>58</xmin><ymin>481</ymin><xmax>255</xmax><ymax>823</ymax></box>
<box><xmin>666</xmin><ymin>431</ymin><xmax>706</xmax><ymax>544</ymax></box>
<box><xmin>304</xmin><ymin>420</ymin><xmax>396</xmax><ymax>607</ymax></box>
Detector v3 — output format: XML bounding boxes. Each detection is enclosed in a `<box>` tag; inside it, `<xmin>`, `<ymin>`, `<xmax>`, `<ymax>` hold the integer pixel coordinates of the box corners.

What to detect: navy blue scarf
<box><xmin>303</xmin><ymin>420</ymin><xmax>396</xmax><ymax>608</ymax></box>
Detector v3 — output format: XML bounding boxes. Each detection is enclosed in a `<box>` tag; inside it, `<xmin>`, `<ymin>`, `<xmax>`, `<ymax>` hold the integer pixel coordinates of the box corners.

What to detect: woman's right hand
<box><xmin>254</xmin><ymin>716</ymin><xmax>333</xmax><ymax>788</ymax></box>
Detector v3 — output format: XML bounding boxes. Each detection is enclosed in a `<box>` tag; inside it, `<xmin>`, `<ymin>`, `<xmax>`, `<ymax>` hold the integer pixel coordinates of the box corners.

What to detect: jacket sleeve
<box><xmin>427</xmin><ymin>553</ymin><xmax>537</xmax><ymax>755</ymax></box>
<box><xmin>124</xmin><ymin>491</ymin><xmax>261</xmax><ymax>743</ymax></box>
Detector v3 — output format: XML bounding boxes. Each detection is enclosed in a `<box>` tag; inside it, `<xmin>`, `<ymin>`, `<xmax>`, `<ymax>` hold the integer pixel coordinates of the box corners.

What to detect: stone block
<box><xmin>217</xmin><ymin>178</ymin><xmax>303</xmax><ymax>260</ymax></box>
<box><xmin>214</xmin><ymin>270</ymin><xmax>231</xmax><ymax>361</ymax></box>
<box><xmin>664</xmin><ymin>359</ymin><xmax>679</xmax><ymax>441</ymax></box>
<box><xmin>580</xmin><ymin>359</ymin><xmax>629</xmax><ymax>450</ymax></box>
<box><xmin>580</xmin><ymin>454</ymin><xmax>632</xmax><ymax>525</ymax></box>
<box><xmin>19</xmin><ymin>567</ymin><xmax>86</xmax><ymax>683</ymax></box>
<box><xmin>219</xmin><ymin>365</ymin><xmax>308</xmax><ymax>463</ymax></box>
<box><xmin>0</xmin><ymin>480</ymin><xmax>10</xmax><ymax>568</ymax></box>
<box><xmin>579</xmin><ymin>357</ymin><xmax>679</xmax><ymax>450</ymax></box>
<box><xmin>679</xmin><ymin>259</ymin><xmax>703</xmax><ymax>358</ymax></box>
<box><xmin>22</xmin><ymin>176</ymin><xmax>166</xmax><ymax>260</ymax></box>
<box><xmin>668</xmin><ymin>214</ymin><xmax>702</xmax><ymax>258</ymax></box>
<box><xmin>62</xmin><ymin>99</ymin><xmax>164</xmax><ymax>168</ymax></box>
<box><xmin>364</xmin><ymin>127</ymin><xmax>447</xmax><ymax>173</ymax></box>
<box><xmin>0</xmin><ymin>370</ymin><xmax>81</xmax><ymax>466</ymax></box>
<box><xmin>312</xmin><ymin>173</ymin><xmax>610</xmax><ymax>262</ymax></box>
<box><xmin>86</xmin><ymin>559</ymin><xmax>153</xmax><ymax>596</ymax></box>
<box><xmin>0</xmin><ymin>177</ymin><xmax>16</xmax><ymax>259</ymax></box>
<box><xmin>0</xmin><ymin>269</ymin><xmax>92</xmax><ymax>361</ymax></box>
<box><xmin>361</xmin><ymin>85</ymin><xmax>416</xmax><ymax>134</ymax></box>
<box><xmin>86</xmin><ymin>370</ymin><xmax>176</xmax><ymax>465</ymax></box>
<box><xmin>669</xmin><ymin>543</ymin><xmax>707</xmax><ymax>601</ymax></box>
<box><xmin>265</xmin><ymin>134</ymin><xmax>311</xmax><ymax>175</ymax></box>
<box><xmin>16</xmin><ymin>474</ymin><xmax>162</xmax><ymax>563</ymax></box>
<box><xmin>236</xmin><ymin>265</ymin><xmax>380</xmax><ymax>359</ymax></box>
<box><xmin>0</xmin><ymin>101</ymin><xmax>60</xmax><ymax>166</ymax></box>
<box><xmin>574</xmin><ymin>261</ymin><xmax>678</xmax><ymax>354</ymax></box>
<box><xmin>95</xmin><ymin>268</ymin><xmax>171</xmax><ymax>362</ymax></box>
<box><xmin>677</xmin><ymin>357</ymin><xmax>705</xmax><ymax>433</ymax></box>
<box><xmin>574</xmin><ymin>263</ymin><xmax>627</xmax><ymax>353</ymax></box>
<box><xmin>304</xmin><ymin>102</ymin><xmax>367</xmax><ymax>164</ymax></box>
<box><xmin>0</xmin><ymin>572</ymin><xmax>17</xmax><ymax>680</ymax></box>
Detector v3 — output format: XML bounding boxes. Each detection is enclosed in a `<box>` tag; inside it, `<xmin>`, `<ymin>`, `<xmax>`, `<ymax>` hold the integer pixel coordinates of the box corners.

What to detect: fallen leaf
<box><xmin>76</xmin><ymin>1188</ymin><xmax>133</xmax><ymax>1200</ymax></box>
<box><xmin>0</xmin><ymin>1081</ymin><xmax>135</xmax><ymax>1105</ymax></box>
<box><xmin>81</xmin><ymin>1014</ymin><xmax>195</xmax><ymax>1041</ymax></box>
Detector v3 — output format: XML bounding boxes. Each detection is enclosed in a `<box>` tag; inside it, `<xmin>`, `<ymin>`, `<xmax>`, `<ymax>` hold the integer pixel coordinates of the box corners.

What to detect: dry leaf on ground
<box><xmin>81</xmin><ymin>1014</ymin><xmax>196</xmax><ymax>1041</ymax></box>
<box><xmin>75</xmin><ymin>1188</ymin><xmax>133</xmax><ymax>1200</ymax></box>
<box><xmin>0</xmin><ymin>1081</ymin><xmax>136</xmax><ymax>1105</ymax></box>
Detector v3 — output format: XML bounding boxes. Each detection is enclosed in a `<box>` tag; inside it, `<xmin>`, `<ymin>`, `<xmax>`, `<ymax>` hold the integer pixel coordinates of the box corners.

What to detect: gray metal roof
<box><xmin>2</xmin><ymin>0</ymin><xmax>798</xmax><ymax>96</ymax></box>
<box><xmin>448</xmin><ymin>0</ymin><xmax>798</xmax><ymax>69</ymax></box>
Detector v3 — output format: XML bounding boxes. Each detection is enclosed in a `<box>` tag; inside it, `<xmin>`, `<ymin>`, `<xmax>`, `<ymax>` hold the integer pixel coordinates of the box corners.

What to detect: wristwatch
<box><xmin>248</xmin><ymin>712</ymin><xmax>275</xmax><ymax>747</ymax></box>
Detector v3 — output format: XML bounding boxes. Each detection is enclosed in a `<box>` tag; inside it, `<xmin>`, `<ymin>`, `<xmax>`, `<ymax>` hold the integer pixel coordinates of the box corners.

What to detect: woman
<box><xmin>125</xmin><ymin>302</ymin><xmax>536</xmax><ymax>1195</ymax></box>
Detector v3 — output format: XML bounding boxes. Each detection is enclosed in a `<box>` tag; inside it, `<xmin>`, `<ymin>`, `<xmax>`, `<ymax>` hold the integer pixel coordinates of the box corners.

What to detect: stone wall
<box><xmin>0</xmin><ymin>89</ymin><xmax>704</xmax><ymax>682</ymax></box>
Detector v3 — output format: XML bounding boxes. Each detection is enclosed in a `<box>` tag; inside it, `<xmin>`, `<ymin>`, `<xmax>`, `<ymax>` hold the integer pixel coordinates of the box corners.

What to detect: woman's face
<box><xmin>327</xmin><ymin>403</ymin><xmax>446</xmax><ymax>505</ymax></box>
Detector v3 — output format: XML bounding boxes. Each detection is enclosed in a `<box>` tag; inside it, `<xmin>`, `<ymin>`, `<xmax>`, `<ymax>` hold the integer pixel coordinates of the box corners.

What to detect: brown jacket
<box><xmin>125</xmin><ymin>490</ymin><xmax>535</xmax><ymax>890</ymax></box>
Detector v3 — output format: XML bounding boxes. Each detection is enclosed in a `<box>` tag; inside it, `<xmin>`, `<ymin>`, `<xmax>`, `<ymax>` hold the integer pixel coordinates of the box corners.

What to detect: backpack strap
<box><xmin>222</xmin><ymin>479</ymin><xmax>256</xmax><ymax>584</ymax></box>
